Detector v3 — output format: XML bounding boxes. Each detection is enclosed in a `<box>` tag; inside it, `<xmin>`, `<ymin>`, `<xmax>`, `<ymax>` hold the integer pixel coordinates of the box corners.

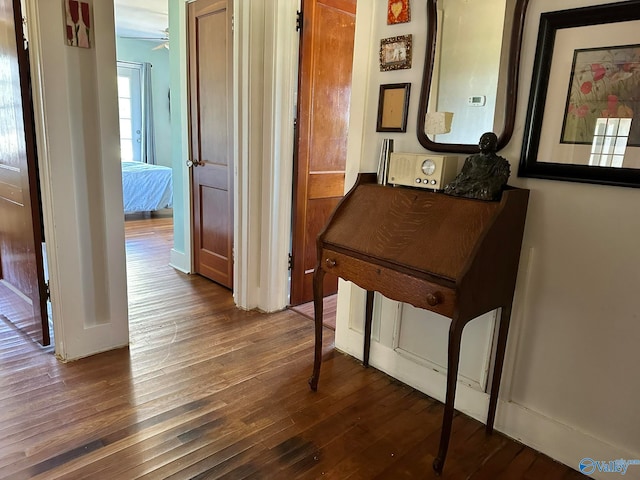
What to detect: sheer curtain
<box><xmin>140</xmin><ymin>62</ymin><xmax>155</xmax><ymax>164</ymax></box>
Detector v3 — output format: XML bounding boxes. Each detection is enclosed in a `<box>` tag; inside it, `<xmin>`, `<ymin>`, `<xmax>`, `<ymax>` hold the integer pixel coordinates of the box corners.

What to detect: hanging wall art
<box><xmin>64</xmin><ymin>0</ymin><xmax>91</xmax><ymax>48</ymax></box>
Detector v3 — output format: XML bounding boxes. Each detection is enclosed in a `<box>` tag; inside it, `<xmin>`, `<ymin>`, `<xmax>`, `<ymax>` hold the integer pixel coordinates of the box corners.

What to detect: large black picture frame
<box><xmin>518</xmin><ymin>0</ymin><xmax>640</xmax><ymax>189</ymax></box>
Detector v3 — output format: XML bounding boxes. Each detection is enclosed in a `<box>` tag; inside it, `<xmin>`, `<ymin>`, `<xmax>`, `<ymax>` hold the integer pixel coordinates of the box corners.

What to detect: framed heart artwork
<box><xmin>387</xmin><ymin>0</ymin><xmax>410</xmax><ymax>25</ymax></box>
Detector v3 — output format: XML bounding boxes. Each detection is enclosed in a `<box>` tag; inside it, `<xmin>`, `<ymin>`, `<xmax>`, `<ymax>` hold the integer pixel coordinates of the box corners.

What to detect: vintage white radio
<box><xmin>387</xmin><ymin>153</ymin><xmax>458</xmax><ymax>191</ymax></box>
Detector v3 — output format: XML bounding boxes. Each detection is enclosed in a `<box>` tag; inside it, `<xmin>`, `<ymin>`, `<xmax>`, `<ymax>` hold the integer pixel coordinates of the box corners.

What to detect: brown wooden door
<box><xmin>0</xmin><ymin>0</ymin><xmax>49</xmax><ymax>345</ymax></box>
<box><xmin>290</xmin><ymin>0</ymin><xmax>357</xmax><ymax>306</ymax></box>
<box><xmin>188</xmin><ymin>0</ymin><xmax>233</xmax><ymax>289</ymax></box>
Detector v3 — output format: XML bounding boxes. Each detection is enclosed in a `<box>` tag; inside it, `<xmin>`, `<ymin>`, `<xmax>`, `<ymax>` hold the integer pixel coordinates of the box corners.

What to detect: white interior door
<box><xmin>340</xmin><ymin>288</ymin><xmax>498</xmax><ymax>399</ymax></box>
<box><xmin>394</xmin><ymin>302</ymin><xmax>496</xmax><ymax>391</ymax></box>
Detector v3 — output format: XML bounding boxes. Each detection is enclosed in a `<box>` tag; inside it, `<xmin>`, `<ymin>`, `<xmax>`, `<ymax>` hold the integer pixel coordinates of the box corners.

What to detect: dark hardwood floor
<box><xmin>289</xmin><ymin>295</ymin><xmax>337</xmax><ymax>331</ymax></box>
<box><xmin>0</xmin><ymin>216</ymin><xmax>587</xmax><ymax>479</ymax></box>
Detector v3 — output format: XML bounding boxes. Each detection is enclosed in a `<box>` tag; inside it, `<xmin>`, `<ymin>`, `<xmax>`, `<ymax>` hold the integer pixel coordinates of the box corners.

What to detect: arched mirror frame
<box><xmin>417</xmin><ymin>0</ymin><xmax>530</xmax><ymax>154</ymax></box>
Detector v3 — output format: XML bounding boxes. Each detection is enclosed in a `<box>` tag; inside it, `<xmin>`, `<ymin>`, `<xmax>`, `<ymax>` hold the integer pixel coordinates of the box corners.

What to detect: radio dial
<box><xmin>421</xmin><ymin>159</ymin><xmax>437</xmax><ymax>176</ymax></box>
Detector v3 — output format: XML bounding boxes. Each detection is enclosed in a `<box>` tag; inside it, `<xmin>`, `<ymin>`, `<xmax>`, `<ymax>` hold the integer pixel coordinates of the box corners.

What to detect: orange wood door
<box><xmin>290</xmin><ymin>0</ymin><xmax>357</xmax><ymax>306</ymax></box>
<box><xmin>0</xmin><ymin>0</ymin><xmax>49</xmax><ymax>345</ymax></box>
<box><xmin>188</xmin><ymin>0</ymin><xmax>233</xmax><ymax>289</ymax></box>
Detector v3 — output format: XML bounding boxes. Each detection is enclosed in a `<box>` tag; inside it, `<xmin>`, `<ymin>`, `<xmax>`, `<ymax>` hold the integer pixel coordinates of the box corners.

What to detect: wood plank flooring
<box><xmin>289</xmin><ymin>295</ymin><xmax>337</xmax><ymax>331</ymax></box>
<box><xmin>0</xmin><ymin>216</ymin><xmax>588</xmax><ymax>479</ymax></box>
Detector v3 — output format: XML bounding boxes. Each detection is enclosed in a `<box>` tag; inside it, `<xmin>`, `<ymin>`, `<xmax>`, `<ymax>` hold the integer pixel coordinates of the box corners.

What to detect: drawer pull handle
<box><xmin>426</xmin><ymin>292</ymin><xmax>442</xmax><ymax>306</ymax></box>
<box><xmin>325</xmin><ymin>258</ymin><xmax>337</xmax><ymax>268</ymax></box>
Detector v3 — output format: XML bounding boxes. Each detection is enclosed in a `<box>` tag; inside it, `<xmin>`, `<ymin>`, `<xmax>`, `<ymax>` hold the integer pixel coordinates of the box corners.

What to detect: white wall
<box><xmin>504</xmin><ymin>0</ymin><xmax>640</xmax><ymax>459</ymax></box>
<box><xmin>337</xmin><ymin>0</ymin><xmax>640</xmax><ymax>477</ymax></box>
<box><xmin>27</xmin><ymin>0</ymin><xmax>129</xmax><ymax>360</ymax></box>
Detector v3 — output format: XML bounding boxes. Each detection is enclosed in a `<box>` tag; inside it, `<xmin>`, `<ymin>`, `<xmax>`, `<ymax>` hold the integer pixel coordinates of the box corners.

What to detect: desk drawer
<box><xmin>320</xmin><ymin>248</ymin><xmax>456</xmax><ymax>318</ymax></box>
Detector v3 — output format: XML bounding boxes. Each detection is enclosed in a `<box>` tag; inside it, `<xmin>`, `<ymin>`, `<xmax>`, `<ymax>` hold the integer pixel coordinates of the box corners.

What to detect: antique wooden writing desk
<box><xmin>309</xmin><ymin>173</ymin><xmax>529</xmax><ymax>474</ymax></box>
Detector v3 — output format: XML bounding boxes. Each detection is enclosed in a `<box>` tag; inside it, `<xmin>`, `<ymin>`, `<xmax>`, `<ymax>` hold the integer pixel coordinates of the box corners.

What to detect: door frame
<box><xmin>175</xmin><ymin>0</ymin><xmax>299</xmax><ymax>312</ymax></box>
<box><xmin>21</xmin><ymin>0</ymin><xmax>130</xmax><ymax>360</ymax></box>
<box><xmin>231</xmin><ymin>0</ymin><xmax>300</xmax><ymax>311</ymax></box>
<box><xmin>24</xmin><ymin>0</ymin><xmax>85</xmax><ymax>354</ymax></box>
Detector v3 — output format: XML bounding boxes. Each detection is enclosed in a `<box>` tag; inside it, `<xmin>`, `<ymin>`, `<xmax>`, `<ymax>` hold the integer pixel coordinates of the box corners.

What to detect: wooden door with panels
<box><xmin>188</xmin><ymin>0</ymin><xmax>234</xmax><ymax>289</ymax></box>
<box><xmin>290</xmin><ymin>0</ymin><xmax>357</xmax><ymax>306</ymax></box>
<box><xmin>0</xmin><ymin>0</ymin><xmax>49</xmax><ymax>345</ymax></box>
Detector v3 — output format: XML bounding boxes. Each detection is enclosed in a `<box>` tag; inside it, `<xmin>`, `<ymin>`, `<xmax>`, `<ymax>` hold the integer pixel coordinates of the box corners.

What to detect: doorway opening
<box><xmin>289</xmin><ymin>0</ymin><xmax>357</xmax><ymax>329</ymax></box>
<box><xmin>115</xmin><ymin>34</ymin><xmax>174</xmax><ymax>221</ymax></box>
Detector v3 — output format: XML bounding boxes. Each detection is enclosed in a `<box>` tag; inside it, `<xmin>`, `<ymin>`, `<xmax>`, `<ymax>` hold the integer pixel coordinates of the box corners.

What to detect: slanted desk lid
<box><xmin>321</xmin><ymin>184</ymin><xmax>500</xmax><ymax>281</ymax></box>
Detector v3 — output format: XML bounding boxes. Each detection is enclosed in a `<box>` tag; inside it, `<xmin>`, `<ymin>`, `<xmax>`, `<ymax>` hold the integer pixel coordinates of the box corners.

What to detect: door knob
<box><xmin>186</xmin><ymin>159</ymin><xmax>205</xmax><ymax>168</ymax></box>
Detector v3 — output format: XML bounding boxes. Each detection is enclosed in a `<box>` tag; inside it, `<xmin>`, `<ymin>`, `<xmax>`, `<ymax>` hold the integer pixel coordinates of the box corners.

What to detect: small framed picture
<box><xmin>380</xmin><ymin>34</ymin><xmax>412</xmax><ymax>71</ymax></box>
<box><xmin>387</xmin><ymin>0</ymin><xmax>411</xmax><ymax>25</ymax></box>
<box><xmin>64</xmin><ymin>0</ymin><xmax>92</xmax><ymax>48</ymax></box>
<box><xmin>376</xmin><ymin>83</ymin><xmax>411</xmax><ymax>132</ymax></box>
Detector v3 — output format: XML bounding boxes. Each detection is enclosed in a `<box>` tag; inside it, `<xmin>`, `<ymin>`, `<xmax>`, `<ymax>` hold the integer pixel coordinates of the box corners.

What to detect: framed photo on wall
<box><xmin>380</xmin><ymin>35</ymin><xmax>412</xmax><ymax>71</ymax></box>
<box><xmin>376</xmin><ymin>83</ymin><xmax>411</xmax><ymax>132</ymax></box>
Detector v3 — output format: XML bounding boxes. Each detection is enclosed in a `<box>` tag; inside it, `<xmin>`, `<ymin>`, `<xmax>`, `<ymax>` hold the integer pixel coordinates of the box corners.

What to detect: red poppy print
<box><xmin>591</xmin><ymin>63</ymin><xmax>606</xmax><ymax>81</ymax></box>
<box><xmin>562</xmin><ymin>45</ymin><xmax>640</xmax><ymax>145</ymax></box>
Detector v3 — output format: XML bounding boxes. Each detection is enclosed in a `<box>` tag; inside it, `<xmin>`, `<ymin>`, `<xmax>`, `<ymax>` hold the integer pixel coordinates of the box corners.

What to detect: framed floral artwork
<box><xmin>64</xmin><ymin>0</ymin><xmax>91</xmax><ymax>48</ymax></box>
<box><xmin>519</xmin><ymin>0</ymin><xmax>640</xmax><ymax>188</ymax></box>
<box><xmin>561</xmin><ymin>45</ymin><xmax>640</xmax><ymax>146</ymax></box>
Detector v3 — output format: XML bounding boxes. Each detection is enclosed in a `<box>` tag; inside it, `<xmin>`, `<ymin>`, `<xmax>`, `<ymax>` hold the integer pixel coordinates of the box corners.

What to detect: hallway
<box><xmin>0</xmin><ymin>216</ymin><xmax>587</xmax><ymax>479</ymax></box>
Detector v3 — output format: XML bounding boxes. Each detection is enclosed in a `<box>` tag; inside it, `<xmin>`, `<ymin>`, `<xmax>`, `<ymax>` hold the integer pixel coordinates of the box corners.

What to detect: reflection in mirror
<box><xmin>433</xmin><ymin>0</ymin><xmax>506</xmax><ymax>144</ymax></box>
<box><xmin>417</xmin><ymin>0</ymin><xmax>529</xmax><ymax>154</ymax></box>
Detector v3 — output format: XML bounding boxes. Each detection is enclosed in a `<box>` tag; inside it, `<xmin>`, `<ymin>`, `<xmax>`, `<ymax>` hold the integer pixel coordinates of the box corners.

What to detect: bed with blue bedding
<box><xmin>121</xmin><ymin>161</ymin><xmax>173</xmax><ymax>214</ymax></box>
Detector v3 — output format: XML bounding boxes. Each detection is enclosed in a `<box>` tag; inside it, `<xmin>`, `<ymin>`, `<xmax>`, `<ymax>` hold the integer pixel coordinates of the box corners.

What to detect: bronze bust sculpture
<box><xmin>444</xmin><ymin>132</ymin><xmax>510</xmax><ymax>201</ymax></box>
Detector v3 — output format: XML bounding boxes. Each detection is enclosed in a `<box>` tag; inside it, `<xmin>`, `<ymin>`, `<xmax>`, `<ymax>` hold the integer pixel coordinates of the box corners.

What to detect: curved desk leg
<box><xmin>433</xmin><ymin>319</ymin><xmax>464</xmax><ymax>475</ymax></box>
<box><xmin>309</xmin><ymin>268</ymin><xmax>325</xmax><ymax>391</ymax></box>
<box><xmin>363</xmin><ymin>290</ymin><xmax>374</xmax><ymax>367</ymax></box>
<box><xmin>486</xmin><ymin>305</ymin><xmax>512</xmax><ymax>434</ymax></box>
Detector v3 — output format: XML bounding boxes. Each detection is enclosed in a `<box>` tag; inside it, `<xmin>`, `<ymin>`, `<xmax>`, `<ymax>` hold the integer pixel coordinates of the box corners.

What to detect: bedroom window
<box><xmin>116</xmin><ymin>61</ymin><xmax>155</xmax><ymax>163</ymax></box>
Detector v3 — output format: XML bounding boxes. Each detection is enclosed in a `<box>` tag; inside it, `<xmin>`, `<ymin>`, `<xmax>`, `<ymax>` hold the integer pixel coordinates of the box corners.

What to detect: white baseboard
<box><xmin>169</xmin><ymin>248</ymin><xmax>190</xmax><ymax>273</ymax></box>
<box><xmin>336</xmin><ymin>328</ymin><xmax>639</xmax><ymax>480</ymax></box>
<box><xmin>498</xmin><ymin>401</ymin><xmax>640</xmax><ymax>480</ymax></box>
